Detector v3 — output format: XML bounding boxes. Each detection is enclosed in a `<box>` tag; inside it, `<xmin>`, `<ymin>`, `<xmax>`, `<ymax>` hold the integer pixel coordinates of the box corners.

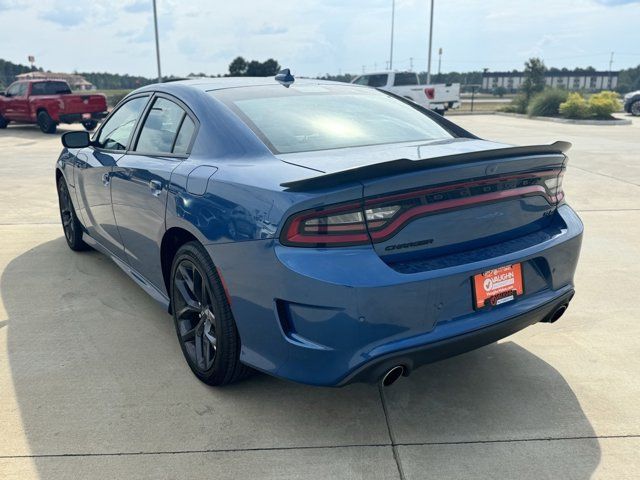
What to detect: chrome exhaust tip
<box><xmin>381</xmin><ymin>366</ymin><xmax>405</xmax><ymax>387</ymax></box>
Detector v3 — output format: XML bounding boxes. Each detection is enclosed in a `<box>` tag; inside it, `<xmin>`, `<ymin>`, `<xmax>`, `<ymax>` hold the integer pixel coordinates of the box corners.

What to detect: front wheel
<box><xmin>57</xmin><ymin>176</ymin><xmax>89</xmax><ymax>251</ymax></box>
<box><xmin>82</xmin><ymin>120</ymin><xmax>98</xmax><ymax>131</ymax></box>
<box><xmin>171</xmin><ymin>241</ymin><xmax>251</xmax><ymax>386</ymax></box>
<box><xmin>37</xmin><ymin>110</ymin><xmax>56</xmax><ymax>134</ymax></box>
<box><xmin>631</xmin><ymin>100</ymin><xmax>640</xmax><ymax>117</ymax></box>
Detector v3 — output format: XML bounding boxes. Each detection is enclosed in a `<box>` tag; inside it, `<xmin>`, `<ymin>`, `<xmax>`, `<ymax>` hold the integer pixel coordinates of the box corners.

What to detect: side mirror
<box><xmin>0</xmin><ymin>91</ymin><xmax>5</xmax><ymax>96</ymax></box>
<box><xmin>62</xmin><ymin>131</ymin><xmax>91</xmax><ymax>149</ymax></box>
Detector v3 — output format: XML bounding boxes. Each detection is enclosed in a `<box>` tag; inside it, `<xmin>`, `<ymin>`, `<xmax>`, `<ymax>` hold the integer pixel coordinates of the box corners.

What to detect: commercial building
<box><xmin>482</xmin><ymin>70</ymin><xmax>618</xmax><ymax>93</ymax></box>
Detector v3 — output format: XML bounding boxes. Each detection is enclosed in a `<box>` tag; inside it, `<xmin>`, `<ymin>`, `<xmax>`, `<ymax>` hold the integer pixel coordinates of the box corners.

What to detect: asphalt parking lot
<box><xmin>1</xmin><ymin>114</ymin><xmax>639</xmax><ymax>479</ymax></box>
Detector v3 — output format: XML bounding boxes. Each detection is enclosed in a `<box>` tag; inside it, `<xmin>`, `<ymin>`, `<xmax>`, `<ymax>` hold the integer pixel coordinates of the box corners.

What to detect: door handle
<box><xmin>149</xmin><ymin>180</ymin><xmax>162</xmax><ymax>196</ymax></box>
<box><xmin>102</xmin><ymin>173</ymin><xmax>110</xmax><ymax>187</ymax></box>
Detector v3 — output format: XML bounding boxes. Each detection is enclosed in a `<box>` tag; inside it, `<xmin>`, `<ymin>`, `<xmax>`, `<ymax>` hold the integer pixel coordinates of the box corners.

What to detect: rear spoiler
<box><xmin>280</xmin><ymin>141</ymin><xmax>571</xmax><ymax>191</ymax></box>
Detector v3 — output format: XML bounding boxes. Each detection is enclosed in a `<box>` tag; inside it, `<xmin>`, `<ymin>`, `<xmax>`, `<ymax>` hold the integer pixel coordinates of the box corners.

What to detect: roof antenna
<box><xmin>275</xmin><ymin>68</ymin><xmax>294</xmax><ymax>88</ymax></box>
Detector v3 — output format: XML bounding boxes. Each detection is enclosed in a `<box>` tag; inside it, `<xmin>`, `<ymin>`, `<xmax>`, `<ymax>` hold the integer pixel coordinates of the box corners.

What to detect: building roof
<box><xmin>483</xmin><ymin>71</ymin><xmax>618</xmax><ymax>78</ymax></box>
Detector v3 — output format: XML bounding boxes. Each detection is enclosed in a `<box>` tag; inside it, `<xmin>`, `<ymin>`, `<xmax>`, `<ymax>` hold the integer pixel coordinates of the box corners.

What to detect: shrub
<box><xmin>527</xmin><ymin>89</ymin><xmax>569</xmax><ymax>117</ymax></box>
<box><xmin>500</xmin><ymin>93</ymin><xmax>528</xmax><ymax>114</ymax></box>
<box><xmin>588</xmin><ymin>91</ymin><xmax>621</xmax><ymax>119</ymax></box>
<box><xmin>559</xmin><ymin>93</ymin><xmax>590</xmax><ymax>119</ymax></box>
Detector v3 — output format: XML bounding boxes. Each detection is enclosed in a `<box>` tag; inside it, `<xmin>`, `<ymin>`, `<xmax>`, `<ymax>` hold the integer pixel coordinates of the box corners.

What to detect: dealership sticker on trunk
<box><xmin>473</xmin><ymin>264</ymin><xmax>523</xmax><ymax>309</ymax></box>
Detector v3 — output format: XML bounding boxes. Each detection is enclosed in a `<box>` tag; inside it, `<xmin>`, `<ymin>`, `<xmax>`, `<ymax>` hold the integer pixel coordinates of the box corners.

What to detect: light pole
<box><xmin>389</xmin><ymin>0</ymin><xmax>395</xmax><ymax>70</ymax></box>
<box><xmin>437</xmin><ymin>47</ymin><xmax>442</xmax><ymax>76</ymax></box>
<box><xmin>426</xmin><ymin>0</ymin><xmax>434</xmax><ymax>84</ymax></box>
<box><xmin>152</xmin><ymin>0</ymin><xmax>162</xmax><ymax>83</ymax></box>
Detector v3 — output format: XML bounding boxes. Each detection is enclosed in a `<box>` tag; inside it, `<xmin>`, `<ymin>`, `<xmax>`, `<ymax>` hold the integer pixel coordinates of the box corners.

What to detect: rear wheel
<box><xmin>171</xmin><ymin>241</ymin><xmax>250</xmax><ymax>386</ymax></box>
<box><xmin>57</xmin><ymin>176</ymin><xmax>89</xmax><ymax>251</ymax></box>
<box><xmin>82</xmin><ymin>120</ymin><xmax>98</xmax><ymax>131</ymax></box>
<box><xmin>0</xmin><ymin>113</ymin><xmax>8</xmax><ymax>128</ymax></box>
<box><xmin>37</xmin><ymin>110</ymin><xmax>56</xmax><ymax>134</ymax></box>
<box><xmin>631</xmin><ymin>100</ymin><xmax>640</xmax><ymax>117</ymax></box>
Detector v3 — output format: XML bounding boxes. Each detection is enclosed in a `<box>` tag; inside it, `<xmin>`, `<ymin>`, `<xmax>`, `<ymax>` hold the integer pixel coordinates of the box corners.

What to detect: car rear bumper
<box><xmin>336</xmin><ymin>288</ymin><xmax>574</xmax><ymax>385</ymax></box>
<box><xmin>59</xmin><ymin>111</ymin><xmax>107</xmax><ymax>123</ymax></box>
<box><xmin>206</xmin><ymin>204</ymin><xmax>583</xmax><ymax>386</ymax></box>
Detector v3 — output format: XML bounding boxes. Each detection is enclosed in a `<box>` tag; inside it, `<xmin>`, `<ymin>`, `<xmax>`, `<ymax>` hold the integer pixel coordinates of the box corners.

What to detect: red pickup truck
<box><xmin>0</xmin><ymin>79</ymin><xmax>108</xmax><ymax>134</ymax></box>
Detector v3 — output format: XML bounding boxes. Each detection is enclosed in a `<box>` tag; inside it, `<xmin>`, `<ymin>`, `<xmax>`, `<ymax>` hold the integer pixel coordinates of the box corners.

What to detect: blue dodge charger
<box><xmin>55</xmin><ymin>74</ymin><xmax>583</xmax><ymax>387</ymax></box>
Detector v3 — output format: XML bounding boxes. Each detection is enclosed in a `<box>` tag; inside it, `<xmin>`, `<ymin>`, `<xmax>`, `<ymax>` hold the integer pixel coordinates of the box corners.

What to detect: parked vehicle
<box><xmin>55</xmin><ymin>75</ymin><xmax>582</xmax><ymax>387</ymax></box>
<box><xmin>0</xmin><ymin>80</ymin><xmax>107</xmax><ymax>133</ymax></box>
<box><xmin>351</xmin><ymin>71</ymin><xmax>460</xmax><ymax>114</ymax></box>
<box><xmin>623</xmin><ymin>90</ymin><xmax>640</xmax><ymax>116</ymax></box>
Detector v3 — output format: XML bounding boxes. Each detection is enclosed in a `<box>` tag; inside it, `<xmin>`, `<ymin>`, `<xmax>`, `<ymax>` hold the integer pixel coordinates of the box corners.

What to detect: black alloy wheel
<box><xmin>57</xmin><ymin>177</ymin><xmax>88</xmax><ymax>251</ymax></box>
<box><xmin>38</xmin><ymin>110</ymin><xmax>56</xmax><ymax>134</ymax></box>
<box><xmin>171</xmin><ymin>242</ymin><xmax>250</xmax><ymax>385</ymax></box>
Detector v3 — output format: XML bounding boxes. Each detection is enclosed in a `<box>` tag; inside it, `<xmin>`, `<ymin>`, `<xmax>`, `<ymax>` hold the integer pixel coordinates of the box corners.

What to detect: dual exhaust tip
<box><xmin>542</xmin><ymin>303</ymin><xmax>568</xmax><ymax>323</ymax></box>
<box><xmin>381</xmin><ymin>365</ymin><xmax>405</xmax><ymax>387</ymax></box>
<box><xmin>379</xmin><ymin>301</ymin><xmax>570</xmax><ymax>387</ymax></box>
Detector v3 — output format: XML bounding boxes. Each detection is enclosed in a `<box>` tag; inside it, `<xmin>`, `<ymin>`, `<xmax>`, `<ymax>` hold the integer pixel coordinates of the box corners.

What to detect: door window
<box><xmin>172</xmin><ymin>116</ymin><xmax>195</xmax><ymax>155</ymax></box>
<box><xmin>95</xmin><ymin>96</ymin><xmax>149</xmax><ymax>151</ymax></box>
<box><xmin>393</xmin><ymin>73</ymin><xmax>418</xmax><ymax>86</ymax></box>
<box><xmin>366</xmin><ymin>74</ymin><xmax>389</xmax><ymax>87</ymax></box>
<box><xmin>134</xmin><ymin>97</ymin><xmax>194</xmax><ymax>155</ymax></box>
<box><xmin>353</xmin><ymin>76</ymin><xmax>369</xmax><ymax>86</ymax></box>
<box><xmin>6</xmin><ymin>83</ymin><xmax>26</xmax><ymax>97</ymax></box>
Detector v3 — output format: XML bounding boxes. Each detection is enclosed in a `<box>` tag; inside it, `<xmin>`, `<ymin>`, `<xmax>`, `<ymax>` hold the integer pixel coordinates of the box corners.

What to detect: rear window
<box><xmin>210</xmin><ymin>85</ymin><xmax>452</xmax><ymax>154</ymax></box>
<box><xmin>393</xmin><ymin>73</ymin><xmax>418</xmax><ymax>86</ymax></box>
<box><xmin>30</xmin><ymin>81</ymin><xmax>72</xmax><ymax>95</ymax></box>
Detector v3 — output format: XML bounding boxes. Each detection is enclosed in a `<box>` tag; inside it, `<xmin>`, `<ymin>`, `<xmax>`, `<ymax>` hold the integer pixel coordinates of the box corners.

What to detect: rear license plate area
<box><xmin>473</xmin><ymin>264</ymin><xmax>523</xmax><ymax>309</ymax></box>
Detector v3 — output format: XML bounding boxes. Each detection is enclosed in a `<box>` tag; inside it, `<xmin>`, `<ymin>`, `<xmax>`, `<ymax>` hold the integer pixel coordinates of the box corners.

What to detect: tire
<box><xmin>37</xmin><ymin>110</ymin><xmax>56</xmax><ymax>134</ymax></box>
<box><xmin>171</xmin><ymin>241</ymin><xmax>251</xmax><ymax>386</ymax></box>
<box><xmin>82</xmin><ymin>120</ymin><xmax>98</xmax><ymax>131</ymax></box>
<box><xmin>631</xmin><ymin>100</ymin><xmax>640</xmax><ymax>117</ymax></box>
<box><xmin>0</xmin><ymin>113</ymin><xmax>8</xmax><ymax>129</ymax></box>
<box><xmin>57</xmin><ymin>176</ymin><xmax>89</xmax><ymax>251</ymax></box>
<box><xmin>434</xmin><ymin>108</ymin><xmax>446</xmax><ymax>116</ymax></box>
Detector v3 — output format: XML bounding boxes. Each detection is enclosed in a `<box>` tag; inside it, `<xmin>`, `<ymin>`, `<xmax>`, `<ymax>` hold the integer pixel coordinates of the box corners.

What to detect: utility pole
<box><xmin>608</xmin><ymin>51</ymin><xmax>614</xmax><ymax>89</ymax></box>
<box><xmin>437</xmin><ymin>47</ymin><xmax>442</xmax><ymax>75</ymax></box>
<box><xmin>426</xmin><ymin>0</ymin><xmax>434</xmax><ymax>84</ymax></box>
<box><xmin>409</xmin><ymin>57</ymin><xmax>414</xmax><ymax>71</ymax></box>
<box><xmin>152</xmin><ymin>0</ymin><xmax>162</xmax><ymax>83</ymax></box>
<box><xmin>389</xmin><ymin>0</ymin><xmax>395</xmax><ymax>70</ymax></box>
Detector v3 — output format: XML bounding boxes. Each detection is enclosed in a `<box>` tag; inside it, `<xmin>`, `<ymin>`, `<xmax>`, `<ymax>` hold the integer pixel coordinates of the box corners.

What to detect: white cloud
<box><xmin>0</xmin><ymin>0</ymin><xmax>638</xmax><ymax>78</ymax></box>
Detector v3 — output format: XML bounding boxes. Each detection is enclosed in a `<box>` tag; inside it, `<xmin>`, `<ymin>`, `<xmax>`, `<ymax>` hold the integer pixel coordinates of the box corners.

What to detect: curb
<box><xmin>494</xmin><ymin>112</ymin><xmax>632</xmax><ymax>126</ymax></box>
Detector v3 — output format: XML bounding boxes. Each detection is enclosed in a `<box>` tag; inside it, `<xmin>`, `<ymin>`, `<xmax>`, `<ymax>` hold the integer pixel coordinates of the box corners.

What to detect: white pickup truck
<box><xmin>351</xmin><ymin>71</ymin><xmax>460</xmax><ymax>114</ymax></box>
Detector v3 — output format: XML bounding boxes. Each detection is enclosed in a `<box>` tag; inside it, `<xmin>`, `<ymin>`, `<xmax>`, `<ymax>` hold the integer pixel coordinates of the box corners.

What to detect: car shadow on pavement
<box><xmin>1</xmin><ymin>237</ymin><xmax>600</xmax><ymax>479</ymax></box>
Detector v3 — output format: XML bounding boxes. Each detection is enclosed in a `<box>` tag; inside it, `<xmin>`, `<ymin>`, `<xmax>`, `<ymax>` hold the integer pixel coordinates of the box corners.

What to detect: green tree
<box><xmin>228</xmin><ymin>57</ymin><xmax>248</xmax><ymax>76</ymax></box>
<box><xmin>522</xmin><ymin>57</ymin><xmax>547</xmax><ymax>101</ymax></box>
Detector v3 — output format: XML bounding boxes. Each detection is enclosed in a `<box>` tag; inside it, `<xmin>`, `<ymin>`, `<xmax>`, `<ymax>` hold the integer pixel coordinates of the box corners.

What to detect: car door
<box><xmin>4</xmin><ymin>82</ymin><xmax>28</xmax><ymax>120</ymax></box>
<box><xmin>110</xmin><ymin>94</ymin><xmax>198</xmax><ymax>291</ymax></box>
<box><xmin>74</xmin><ymin>94</ymin><xmax>151</xmax><ymax>258</ymax></box>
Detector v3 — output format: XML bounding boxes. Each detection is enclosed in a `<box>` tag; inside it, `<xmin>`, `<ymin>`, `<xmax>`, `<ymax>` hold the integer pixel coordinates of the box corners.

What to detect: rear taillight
<box><xmin>544</xmin><ymin>170</ymin><xmax>565</xmax><ymax>203</ymax></box>
<box><xmin>424</xmin><ymin>87</ymin><xmax>435</xmax><ymax>99</ymax></box>
<box><xmin>280</xmin><ymin>170</ymin><xmax>565</xmax><ymax>247</ymax></box>
<box><xmin>281</xmin><ymin>201</ymin><xmax>370</xmax><ymax>247</ymax></box>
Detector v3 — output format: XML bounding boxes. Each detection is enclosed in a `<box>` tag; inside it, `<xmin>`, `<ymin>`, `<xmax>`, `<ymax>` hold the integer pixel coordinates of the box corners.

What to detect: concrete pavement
<box><xmin>1</xmin><ymin>116</ymin><xmax>639</xmax><ymax>479</ymax></box>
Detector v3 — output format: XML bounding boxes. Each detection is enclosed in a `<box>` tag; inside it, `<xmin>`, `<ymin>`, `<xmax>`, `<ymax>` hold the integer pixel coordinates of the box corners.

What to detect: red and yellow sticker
<box><xmin>473</xmin><ymin>264</ymin><xmax>523</xmax><ymax>309</ymax></box>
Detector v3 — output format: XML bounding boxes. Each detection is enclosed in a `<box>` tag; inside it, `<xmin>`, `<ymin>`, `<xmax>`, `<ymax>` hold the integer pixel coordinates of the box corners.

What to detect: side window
<box><xmin>6</xmin><ymin>83</ymin><xmax>20</xmax><ymax>96</ymax></box>
<box><xmin>367</xmin><ymin>74</ymin><xmax>388</xmax><ymax>88</ymax></box>
<box><xmin>393</xmin><ymin>73</ymin><xmax>418</xmax><ymax>86</ymax></box>
<box><xmin>353</xmin><ymin>76</ymin><xmax>369</xmax><ymax>86</ymax></box>
<box><xmin>7</xmin><ymin>83</ymin><xmax>26</xmax><ymax>96</ymax></box>
<box><xmin>173</xmin><ymin>116</ymin><xmax>195</xmax><ymax>154</ymax></box>
<box><xmin>96</xmin><ymin>96</ymin><xmax>149</xmax><ymax>151</ymax></box>
<box><xmin>135</xmin><ymin>97</ymin><xmax>193</xmax><ymax>155</ymax></box>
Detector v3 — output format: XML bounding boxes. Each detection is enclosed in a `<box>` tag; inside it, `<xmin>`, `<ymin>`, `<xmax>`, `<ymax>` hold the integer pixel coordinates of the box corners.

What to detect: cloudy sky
<box><xmin>1</xmin><ymin>0</ymin><xmax>639</xmax><ymax>77</ymax></box>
